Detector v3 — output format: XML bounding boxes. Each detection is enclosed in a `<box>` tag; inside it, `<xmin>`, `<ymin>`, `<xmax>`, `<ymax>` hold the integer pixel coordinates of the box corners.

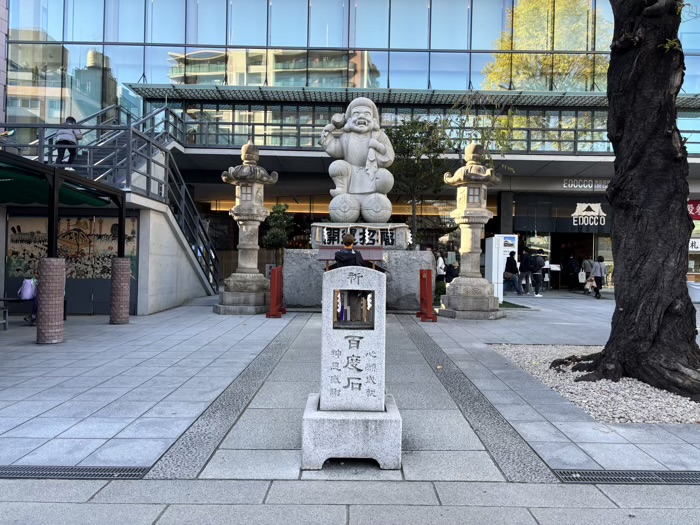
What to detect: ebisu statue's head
<box><xmin>344</xmin><ymin>97</ymin><xmax>380</xmax><ymax>134</ymax></box>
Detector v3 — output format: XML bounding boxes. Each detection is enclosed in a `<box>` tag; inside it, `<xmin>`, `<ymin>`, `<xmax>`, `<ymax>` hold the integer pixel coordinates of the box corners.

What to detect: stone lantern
<box><xmin>214</xmin><ymin>141</ymin><xmax>278</xmax><ymax>315</ymax></box>
<box><xmin>440</xmin><ymin>141</ymin><xmax>505</xmax><ymax>320</ymax></box>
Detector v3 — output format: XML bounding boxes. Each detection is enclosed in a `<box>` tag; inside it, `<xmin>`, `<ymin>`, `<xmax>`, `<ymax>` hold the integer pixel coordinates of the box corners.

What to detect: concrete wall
<box><xmin>0</xmin><ymin>205</ymin><xmax>6</xmax><ymax>298</ymax></box>
<box><xmin>134</xmin><ymin>195</ymin><xmax>212</xmax><ymax>315</ymax></box>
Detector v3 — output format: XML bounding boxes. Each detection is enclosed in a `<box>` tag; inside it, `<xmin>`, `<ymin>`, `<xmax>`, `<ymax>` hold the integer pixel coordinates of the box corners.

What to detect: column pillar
<box><xmin>110</xmin><ymin>258</ymin><xmax>131</xmax><ymax>324</ymax></box>
<box><xmin>37</xmin><ymin>258</ymin><xmax>65</xmax><ymax>344</ymax></box>
<box><xmin>498</xmin><ymin>191</ymin><xmax>514</xmax><ymax>234</ymax></box>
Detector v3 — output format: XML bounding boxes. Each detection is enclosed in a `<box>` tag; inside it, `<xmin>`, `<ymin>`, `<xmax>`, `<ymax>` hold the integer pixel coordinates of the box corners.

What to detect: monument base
<box><xmin>438</xmin><ymin>276</ymin><xmax>505</xmax><ymax>320</ymax></box>
<box><xmin>214</xmin><ymin>274</ymin><xmax>270</xmax><ymax>315</ymax></box>
<box><xmin>302</xmin><ymin>393</ymin><xmax>402</xmax><ymax>470</ymax></box>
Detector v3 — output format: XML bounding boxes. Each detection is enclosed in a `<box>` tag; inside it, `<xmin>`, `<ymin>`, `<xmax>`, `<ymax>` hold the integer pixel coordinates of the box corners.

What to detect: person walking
<box><xmin>435</xmin><ymin>250</ymin><xmax>446</xmax><ymax>282</ymax></box>
<box><xmin>564</xmin><ymin>255</ymin><xmax>580</xmax><ymax>292</ymax></box>
<box><xmin>519</xmin><ymin>249</ymin><xmax>532</xmax><ymax>294</ymax></box>
<box><xmin>55</xmin><ymin>116</ymin><xmax>83</xmax><ymax>169</ymax></box>
<box><xmin>590</xmin><ymin>255</ymin><xmax>607</xmax><ymax>299</ymax></box>
<box><xmin>531</xmin><ymin>249</ymin><xmax>546</xmax><ymax>297</ymax></box>
<box><xmin>581</xmin><ymin>255</ymin><xmax>594</xmax><ymax>295</ymax></box>
<box><xmin>445</xmin><ymin>261</ymin><xmax>459</xmax><ymax>284</ymax></box>
<box><xmin>504</xmin><ymin>251</ymin><xmax>524</xmax><ymax>295</ymax></box>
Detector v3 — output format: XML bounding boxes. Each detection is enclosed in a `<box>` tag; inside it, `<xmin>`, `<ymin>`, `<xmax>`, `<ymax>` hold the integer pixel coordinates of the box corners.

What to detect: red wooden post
<box><xmin>266</xmin><ymin>266</ymin><xmax>286</xmax><ymax>318</ymax></box>
<box><xmin>416</xmin><ymin>269</ymin><xmax>438</xmax><ymax>322</ymax></box>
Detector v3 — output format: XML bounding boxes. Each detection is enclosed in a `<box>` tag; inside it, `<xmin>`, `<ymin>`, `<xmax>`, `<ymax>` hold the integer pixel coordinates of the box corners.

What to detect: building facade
<box><xmin>7</xmin><ymin>0</ymin><xmax>700</xmax><ymax>284</ymax></box>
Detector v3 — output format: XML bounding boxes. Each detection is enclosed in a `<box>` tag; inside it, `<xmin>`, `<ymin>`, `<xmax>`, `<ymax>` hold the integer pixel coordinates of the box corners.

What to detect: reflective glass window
<box><xmin>105</xmin><ymin>0</ymin><xmax>145</xmax><ymax>42</ymax></box>
<box><xmin>228</xmin><ymin>0</ymin><xmax>267</xmax><ymax>46</ymax></box>
<box><xmin>595</xmin><ymin>1</ymin><xmax>614</xmax><ymax>51</ymax></box>
<box><xmin>350</xmin><ymin>0</ymin><xmax>389</xmax><ymax>49</ymax></box>
<box><xmin>554</xmin><ymin>0</ymin><xmax>592</xmax><ymax>51</ymax></box>
<box><xmin>64</xmin><ymin>0</ymin><xmax>104</xmax><ymax>41</ymax></box>
<box><xmin>270</xmin><ymin>0</ymin><xmax>308</xmax><ymax>47</ymax></box>
<box><xmin>348</xmin><ymin>50</ymin><xmax>388</xmax><ymax>88</ymax></box>
<box><xmin>685</xmin><ymin>55</ymin><xmax>700</xmax><ymax>93</ymax></box>
<box><xmin>308</xmin><ymin>50</ymin><xmax>349</xmax><ymax>88</ymax></box>
<box><xmin>9</xmin><ymin>0</ymin><xmax>64</xmax><ymax>41</ymax></box>
<box><xmin>64</xmin><ymin>45</ymin><xmax>103</xmax><ymax>120</ymax></box>
<box><xmin>187</xmin><ymin>0</ymin><xmax>226</xmax><ymax>45</ymax></box>
<box><xmin>145</xmin><ymin>46</ymin><xmax>185</xmax><ymax>84</ymax></box>
<box><xmin>591</xmin><ymin>54</ymin><xmax>608</xmax><ymax>91</ymax></box>
<box><xmin>184</xmin><ymin>48</ymin><xmax>226</xmax><ymax>84</ymax></box>
<box><xmin>389</xmin><ymin>52</ymin><xmax>428</xmax><ymax>88</ymax></box>
<box><xmin>471</xmin><ymin>52</ymin><xmax>511</xmax><ymax>90</ymax></box>
<box><xmin>472</xmin><ymin>0</ymin><xmax>511</xmax><ymax>51</ymax></box>
<box><xmin>390</xmin><ymin>0</ymin><xmax>429</xmax><ymax>49</ymax></box>
<box><xmin>511</xmin><ymin>53</ymin><xmax>553</xmax><ymax>90</ymax></box>
<box><xmin>512</xmin><ymin>0</ymin><xmax>551</xmax><ymax>51</ymax></box>
<box><xmin>227</xmin><ymin>49</ymin><xmax>266</xmax><ymax>86</ymax></box>
<box><xmin>104</xmin><ymin>45</ymin><xmax>144</xmax><ymax>112</ymax></box>
<box><xmin>431</xmin><ymin>0</ymin><xmax>469</xmax><ymax>50</ymax></box>
<box><xmin>309</xmin><ymin>0</ymin><xmax>349</xmax><ymax>47</ymax></box>
<box><xmin>268</xmin><ymin>50</ymin><xmax>308</xmax><ymax>87</ymax></box>
<box><xmin>551</xmin><ymin>54</ymin><xmax>594</xmax><ymax>91</ymax></box>
<box><xmin>430</xmin><ymin>52</ymin><xmax>468</xmax><ymax>90</ymax></box>
<box><xmin>146</xmin><ymin>0</ymin><xmax>185</xmax><ymax>44</ymax></box>
<box><xmin>681</xmin><ymin>1</ymin><xmax>700</xmax><ymax>51</ymax></box>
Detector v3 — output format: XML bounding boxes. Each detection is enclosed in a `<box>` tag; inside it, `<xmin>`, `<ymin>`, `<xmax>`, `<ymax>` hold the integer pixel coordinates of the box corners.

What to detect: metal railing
<box><xmin>1</xmin><ymin>107</ymin><xmax>220</xmax><ymax>293</ymax></box>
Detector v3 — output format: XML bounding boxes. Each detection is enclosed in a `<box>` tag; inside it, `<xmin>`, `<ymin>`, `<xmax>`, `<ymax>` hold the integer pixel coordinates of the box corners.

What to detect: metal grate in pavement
<box><xmin>556</xmin><ymin>470</ymin><xmax>700</xmax><ymax>484</ymax></box>
<box><xmin>0</xmin><ymin>466</ymin><xmax>149</xmax><ymax>480</ymax></box>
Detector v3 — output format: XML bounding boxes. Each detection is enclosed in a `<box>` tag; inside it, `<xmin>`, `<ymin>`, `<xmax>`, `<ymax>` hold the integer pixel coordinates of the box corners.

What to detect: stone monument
<box><xmin>302</xmin><ymin>265</ymin><xmax>402</xmax><ymax>470</ymax></box>
<box><xmin>214</xmin><ymin>141</ymin><xmax>278</xmax><ymax>315</ymax></box>
<box><xmin>440</xmin><ymin>141</ymin><xmax>505</xmax><ymax>320</ymax></box>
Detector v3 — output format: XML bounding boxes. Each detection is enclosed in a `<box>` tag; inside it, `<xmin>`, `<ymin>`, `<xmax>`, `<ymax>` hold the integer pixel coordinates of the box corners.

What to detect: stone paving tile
<box><xmin>480</xmin><ymin>389</ymin><xmax>528</xmax><ymax>405</ymax></box>
<box><xmin>58</xmin><ymin>417</ymin><xmax>135</xmax><ymax>439</ymax></box>
<box><xmin>659</xmin><ymin>424</ymin><xmax>700</xmax><ymax>444</ymax></box>
<box><xmin>0</xmin><ymin>480</ymin><xmax>107</xmax><ymax>502</ymax></box>
<box><xmin>115</xmin><ymin>418</ymin><xmax>194</xmax><ymax>439</ymax></box>
<box><xmin>248</xmin><ymin>382</ymin><xmax>318</xmax><ymax>409</ymax></box>
<box><xmin>40</xmin><ymin>401</ymin><xmax>110</xmax><ymax>418</ymax></box>
<box><xmin>92</xmin><ymin>480</ymin><xmax>269</xmax><ymax>504</ymax></box>
<box><xmin>511</xmin><ymin>421</ymin><xmax>571</xmax><ymax>442</ymax></box>
<box><xmin>266</xmin><ymin>480</ymin><xmax>439</xmax><ymax>505</ymax></box>
<box><xmin>637</xmin><ymin>443</ymin><xmax>700</xmax><ymax>470</ymax></box>
<box><xmin>530</xmin><ymin>508</ymin><xmax>700</xmax><ymax>525</ymax></box>
<box><xmin>578</xmin><ymin>443</ymin><xmax>668</xmax><ymax>470</ymax></box>
<box><xmin>199</xmin><ymin>450</ymin><xmax>301</xmax><ymax>480</ymax></box>
<box><xmin>0</xmin><ymin>502</ymin><xmax>164</xmax><ymax>525</ymax></box>
<box><xmin>91</xmin><ymin>400</ymin><xmax>158</xmax><ymax>418</ymax></box>
<box><xmin>220</xmin><ymin>409</ymin><xmax>303</xmax><ymax>450</ymax></box>
<box><xmin>387</xmin><ymin>382</ymin><xmax>457</xmax><ymax>410</ymax></box>
<box><xmin>267</xmin><ymin>362</ymin><xmax>321</xmax><ymax>382</ymax></box>
<box><xmin>300</xmin><ymin>459</ymin><xmax>403</xmax><ymax>481</ymax></box>
<box><xmin>606</xmin><ymin>424</ymin><xmax>686</xmax><ymax>444</ymax></box>
<box><xmin>385</xmin><ymin>363</ymin><xmax>442</xmax><ymax>383</ymax></box>
<box><xmin>0</xmin><ymin>417</ymin><xmax>29</xmax><ymax>434</ymax></box>
<box><xmin>402</xmin><ymin>451</ymin><xmax>505</xmax><ymax>481</ymax></box>
<box><xmin>435</xmin><ymin>481</ymin><xmax>614</xmax><ymax>507</ymax></box>
<box><xmin>0</xmin><ymin>400</ymin><xmax>63</xmax><ymax>417</ymax></box>
<box><xmin>0</xmin><ymin>437</ymin><xmax>48</xmax><ymax>464</ymax></box>
<box><xmin>79</xmin><ymin>438</ymin><xmax>175</xmax><ymax>466</ymax></box>
<box><xmin>349</xmin><ymin>505</ymin><xmax>537</xmax><ymax>525</ymax></box>
<box><xmin>531</xmin><ymin>402</ymin><xmax>594</xmax><ymax>422</ymax></box>
<box><xmin>528</xmin><ymin>442</ymin><xmax>602</xmax><ymax>470</ymax></box>
<box><xmin>14</xmin><ymin>438</ymin><xmax>106</xmax><ymax>466</ymax></box>
<box><xmin>553</xmin><ymin>422</ymin><xmax>628</xmax><ymax>443</ymax></box>
<box><xmin>2</xmin><ymin>417</ymin><xmax>82</xmax><ymax>438</ymax></box>
<box><xmin>401</xmin><ymin>410</ymin><xmax>484</xmax><ymax>451</ymax></box>
<box><xmin>0</xmin><ymin>387</ymin><xmax>50</xmax><ymax>401</ymax></box>
<box><xmin>598</xmin><ymin>485</ymin><xmax>700</xmax><ymax>508</ymax></box>
<box><xmin>141</xmin><ymin>401</ymin><xmax>209</xmax><ymax>418</ymax></box>
<box><xmin>158</xmin><ymin>504</ymin><xmax>346</xmax><ymax>525</ymax></box>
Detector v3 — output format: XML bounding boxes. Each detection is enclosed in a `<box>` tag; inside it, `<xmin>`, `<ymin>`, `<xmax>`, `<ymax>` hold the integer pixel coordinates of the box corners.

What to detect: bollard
<box><xmin>37</xmin><ymin>258</ymin><xmax>65</xmax><ymax>344</ymax></box>
<box><xmin>416</xmin><ymin>269</ymin><xmax>438</xmax><ymax>322</ymax></box>
<box><xmin>266</xmin><ymin>266</ymin><xmax>287</xmax><ymax>318</ymax></box>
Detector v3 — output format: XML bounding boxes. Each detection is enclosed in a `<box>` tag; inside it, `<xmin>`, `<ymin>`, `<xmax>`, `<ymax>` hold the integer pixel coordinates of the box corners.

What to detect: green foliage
<box><xmin>262</xmin><ymin>204</ymin><xmax>295</xmax><ymax>250</ymax></box>
<box><xmin>659</xmin><ymin>38</ymin><xmax>682</xmax><ymax>52</ymax></box>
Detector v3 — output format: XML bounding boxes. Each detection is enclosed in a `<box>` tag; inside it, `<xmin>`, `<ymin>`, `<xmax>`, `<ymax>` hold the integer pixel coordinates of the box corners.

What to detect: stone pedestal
<box><xmin>441</xmin><ymin>277</ymin><xmax>505</xmax><ymax>320</ymax></box>
<box><xmin>110</xmin><ymin>258</ymin><xmax>130</xmax><ymax>325</ymax></box>
<box><xmin>310</xmin><ymin>223</ymin><xmax>411</xmax><ymax>250</ymax></box>
<box><xmin>213</xmin><ymin>273</ymin><xmax>270</xmax><ymax>315</ymax></box>
<box><xmin>37</xmin><ymin>258</ymin><xmax>65</xmax><ymax>344</ymax></box>
<box><xmin>302</xmin><ymin>266</ymin><xmax>402</xmax><ymax>470</ymax></box>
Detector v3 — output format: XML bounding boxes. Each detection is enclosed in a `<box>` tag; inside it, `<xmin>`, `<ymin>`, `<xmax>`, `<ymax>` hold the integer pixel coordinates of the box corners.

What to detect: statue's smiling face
<box><xmin>348</xmin><ymin>106</ymin><xmax>373</xmax><ymax>133</ymax></box>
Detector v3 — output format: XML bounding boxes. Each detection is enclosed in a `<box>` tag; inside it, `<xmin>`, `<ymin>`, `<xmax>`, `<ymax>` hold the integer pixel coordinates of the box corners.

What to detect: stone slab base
<box><xmin>213</xmin><ymin>304</ymin><xmax>268</xmax><ymax>315</ymax></box>
<box><xmin>218</xmin><ymin>291</ymin><xmax>270</xmax><ymax>306</ymax></box>
<box><xmin>439</xmin><ymin>308</ymin><xmax>506</xmax><ymax>320</ymax></box>
<box><xmin>302</xmin><ymin>393</ymin><xmax>402</xmax><ymax>470</ymax></box>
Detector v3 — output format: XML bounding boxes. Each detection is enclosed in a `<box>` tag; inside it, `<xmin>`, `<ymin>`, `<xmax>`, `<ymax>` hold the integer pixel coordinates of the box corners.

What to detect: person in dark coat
<box><xmin>335</xmin><ymin>234</ymin><xmax>365</xmax><ymax>267</ymax></box>
<box><xmin>504</xmin><ymin>250</ymin><xmax>524</xmax><ymax>295</ymax></box>
<box><xmin>445</xmin><ymin>261</ymin><xmax>459</xmax><ymax>284</ymax></box>
<box><xmin>519</xmin><ymin>249</ymin><xmax>532</xmax><ymax>294</ymax></box>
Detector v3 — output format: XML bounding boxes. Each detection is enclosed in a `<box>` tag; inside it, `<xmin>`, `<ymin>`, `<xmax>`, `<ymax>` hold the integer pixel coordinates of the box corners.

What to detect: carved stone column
<box><xmin>37</xmin><ymin>258</ymin><xmax>65</xmax><ymax>344</ymax></box>
<box><xmin>214</xmin><ymin>142</ymin><xmax>278</xmax><ymax>315</ymax></box>
<box><xmin>440</xmin><ymin>142</ymin><xmax>505</xmax><ymax>320</ymax></box>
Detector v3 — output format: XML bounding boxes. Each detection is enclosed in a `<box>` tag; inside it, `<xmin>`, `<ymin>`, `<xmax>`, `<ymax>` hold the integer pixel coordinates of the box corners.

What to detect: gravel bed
<box><xmin>492</xmin><ymin>344</ymin><xmax>700</xmax><ymax>424</ymax></box>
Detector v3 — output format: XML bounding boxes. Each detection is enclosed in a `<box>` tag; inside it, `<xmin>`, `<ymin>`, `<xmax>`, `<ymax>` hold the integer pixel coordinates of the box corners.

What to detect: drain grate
<box><xmin>0</xmin><ymin>466</ymin><xmax>149</xmax><ymax>480</ymax></box>
<box><xmin>556</xmin><ymin>470</ymin><xmax>700</xmax><ymax>484</ymax></box>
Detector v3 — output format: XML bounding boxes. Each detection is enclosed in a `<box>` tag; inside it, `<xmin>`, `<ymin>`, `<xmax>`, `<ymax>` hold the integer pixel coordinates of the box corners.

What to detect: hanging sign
<box><xmin>572</xmin><ymin>203</ymin><xmax>607</xmax><ymax>226</ymax></box>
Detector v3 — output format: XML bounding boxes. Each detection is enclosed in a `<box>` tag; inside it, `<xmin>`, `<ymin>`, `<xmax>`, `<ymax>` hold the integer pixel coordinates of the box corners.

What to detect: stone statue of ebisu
<box><xmin>319</xmin><ymin>97</ymin><xmax>395</xmax><ymax>223</ymax></box>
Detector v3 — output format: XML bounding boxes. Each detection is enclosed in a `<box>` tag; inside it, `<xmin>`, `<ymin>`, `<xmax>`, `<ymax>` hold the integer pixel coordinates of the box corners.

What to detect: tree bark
<box><xmin>578</xmin><ymin>0</ymin><xmax>700</xmax><ymax>396</ymax></box>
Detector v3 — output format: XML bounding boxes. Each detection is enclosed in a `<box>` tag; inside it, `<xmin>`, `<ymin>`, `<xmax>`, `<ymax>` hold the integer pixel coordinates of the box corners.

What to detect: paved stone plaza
<box><xmin>1</xmin><ymin>293</ymin><xmax>700</xmax><ymax>524</ymax></box>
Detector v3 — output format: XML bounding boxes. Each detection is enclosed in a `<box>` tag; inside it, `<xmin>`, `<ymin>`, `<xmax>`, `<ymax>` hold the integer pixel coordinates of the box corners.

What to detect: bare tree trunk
<box><xmin>577</xmin><ymin>0</ymin><xmax>700</xmax><ymax>397</ymax></box>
